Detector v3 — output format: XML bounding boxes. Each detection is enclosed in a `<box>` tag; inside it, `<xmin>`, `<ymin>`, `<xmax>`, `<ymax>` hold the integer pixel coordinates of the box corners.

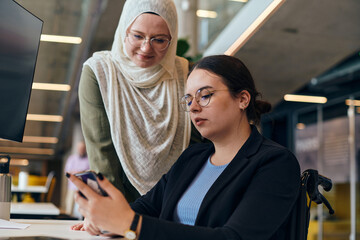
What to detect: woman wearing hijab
<box><xmin>68</xmin><ymin>55</ymin><xmax>300</xmax><ymax>239</ymax></box>
<box><xmin>79</xmin><ymin>0</ymin><xmax>191</xmax><ymax>203</ymax></box>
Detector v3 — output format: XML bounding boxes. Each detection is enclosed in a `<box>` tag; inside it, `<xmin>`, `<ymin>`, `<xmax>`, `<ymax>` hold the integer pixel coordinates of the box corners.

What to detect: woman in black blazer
<box><xmin>68</xmin><ymin>55</ymin><xmax>300</xmax><ymax>240</ymax></box>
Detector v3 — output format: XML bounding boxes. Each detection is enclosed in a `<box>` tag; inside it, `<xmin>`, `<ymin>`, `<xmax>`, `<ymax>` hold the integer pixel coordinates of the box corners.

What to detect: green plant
<box><xmin>177</xmin><ymin>38</ymin><xmax>202</xmax><ymax>63</ymax></box>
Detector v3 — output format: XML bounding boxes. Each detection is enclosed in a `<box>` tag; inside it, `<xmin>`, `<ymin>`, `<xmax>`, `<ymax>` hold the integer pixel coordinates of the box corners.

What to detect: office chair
<box><xmin>41</xmin><ymin>171</ymin><xmax>56</xmax><ymax>202</ymax></box>
<box><xmin>288</xmin><ymin>169</ymin><xmax>335</xmax><ymax>240</ymax></box>
<box><xmin>26</xmin><ymin>171</ymin><xmax>56</xmax><ymax>202</ymax></box>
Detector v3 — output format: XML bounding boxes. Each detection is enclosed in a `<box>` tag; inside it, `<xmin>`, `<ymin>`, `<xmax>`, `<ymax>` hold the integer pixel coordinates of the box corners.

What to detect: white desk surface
<box><xmin>0</xmin><ymin>219</ymin><xmax>118</xmax><ymax>239</ymax></box>
<box><xmin>11</xmin><ymin>185</ymin><xmax>47</xmax><ymax>193</ymax></box>
<box><xmin>11</xmin><ymin>203</ymin><xmax>60</xmax><ymax>215</ymax></box>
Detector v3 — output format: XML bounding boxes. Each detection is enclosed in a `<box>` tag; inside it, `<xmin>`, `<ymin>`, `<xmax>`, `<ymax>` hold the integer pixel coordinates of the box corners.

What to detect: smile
<box><xmin>136</xmin><ymin>53</ymin><xmax>154</xmax><ymax>60</ymax></box>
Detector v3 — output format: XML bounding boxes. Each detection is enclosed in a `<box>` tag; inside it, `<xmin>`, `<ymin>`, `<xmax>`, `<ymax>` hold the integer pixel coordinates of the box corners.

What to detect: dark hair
<box><xmin>192</xmin><ymin>55</ymin><xmax>271</xmax><ymax>125</ymax></box>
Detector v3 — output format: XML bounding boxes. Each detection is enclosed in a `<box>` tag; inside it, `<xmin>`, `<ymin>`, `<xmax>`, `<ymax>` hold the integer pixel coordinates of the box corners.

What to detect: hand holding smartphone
<box><xmin>74</xmin><ymin>170</ymin><xmax>108</xmax><ymax>197</ymax></box>
<box><xmin>73</xmin><ymin>171</ymin><xmax>113</xmax><ymax>235</ymax></box>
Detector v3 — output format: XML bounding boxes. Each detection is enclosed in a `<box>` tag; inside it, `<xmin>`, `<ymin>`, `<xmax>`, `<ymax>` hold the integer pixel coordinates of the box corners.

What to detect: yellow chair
<box><xmin>42</xmin><ymin>171</ymin><xmax>56</xmax><ymax>202</ymax></box>
<box><xmin>12</xmin><ymin>171</ymin><xmax>56</xmax><ymax>202</ymax></box>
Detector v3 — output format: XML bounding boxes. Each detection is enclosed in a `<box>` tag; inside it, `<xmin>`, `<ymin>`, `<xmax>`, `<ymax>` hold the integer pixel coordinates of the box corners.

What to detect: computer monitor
<box><xmin>0</xmin><ymin>0</ymin><xmax>43</xmax><ymax>142</ymax></box>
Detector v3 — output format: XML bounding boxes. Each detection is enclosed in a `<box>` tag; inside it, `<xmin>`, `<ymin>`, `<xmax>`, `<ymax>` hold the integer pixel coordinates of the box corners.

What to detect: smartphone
<box><xmin>74</xmin><ymin>170</ymin><xmax>108</xmax><ymax>196</ymax></box>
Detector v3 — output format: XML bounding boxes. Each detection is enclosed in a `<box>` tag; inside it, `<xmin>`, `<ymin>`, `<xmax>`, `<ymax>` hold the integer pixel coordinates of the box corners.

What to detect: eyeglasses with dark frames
<box><xmin>180</xmin><ymin>88</ymin><xmax>229</xmax><ymax>112</ymax></box>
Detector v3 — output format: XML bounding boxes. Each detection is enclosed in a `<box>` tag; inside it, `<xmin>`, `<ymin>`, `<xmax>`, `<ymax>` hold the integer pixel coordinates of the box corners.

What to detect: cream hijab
<box><xmin>84</xmin><ymin>0</ymin><xmax>190</xmax><ymax>194</ymax></box>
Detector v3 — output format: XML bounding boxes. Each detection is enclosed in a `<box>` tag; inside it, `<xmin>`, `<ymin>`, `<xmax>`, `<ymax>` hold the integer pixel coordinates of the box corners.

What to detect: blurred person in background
<box><xmin>64</xmin><ymin>140</ymin><xmax>89</xmax><ymax>217</ymax></box>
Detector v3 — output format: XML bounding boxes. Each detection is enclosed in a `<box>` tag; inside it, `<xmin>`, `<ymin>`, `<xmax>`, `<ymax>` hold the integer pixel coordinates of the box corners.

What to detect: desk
<box><xmin>10</xmin><ymin>203</ymin><xmax>77</xmax><ymax>220</ymax></box>
<box><xmin>0</xmin><ymin>219</ymin><xmax>119</xmax><ymax>239</ymax></box>
<box><xmin>11</xmin><ymin>186</ymin><xmax>48</xmax><ymax>202</ymax></box>
<box><xmin>11</xmin><ymin>203</ymin><xmax>60</xmax><ymax>216</ymax></box>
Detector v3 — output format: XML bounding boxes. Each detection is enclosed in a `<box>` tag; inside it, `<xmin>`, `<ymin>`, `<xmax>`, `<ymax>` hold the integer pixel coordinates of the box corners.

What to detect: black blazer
<box><xmin>131</xmin><ymin>126</ymin><xmax>300</xmax><ymax>240</ymax></box>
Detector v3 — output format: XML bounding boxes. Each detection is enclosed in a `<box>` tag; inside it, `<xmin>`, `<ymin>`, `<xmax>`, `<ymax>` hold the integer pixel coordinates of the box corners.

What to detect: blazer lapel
<box><xmin>195</xmin><ymin>126</ymin><xmax>264</xmax><ymax>223</ymax></box>
<box><xmin>160</xmin><ymin>145</ymin><xmax>215</xmax><ymax>220</ymax></box>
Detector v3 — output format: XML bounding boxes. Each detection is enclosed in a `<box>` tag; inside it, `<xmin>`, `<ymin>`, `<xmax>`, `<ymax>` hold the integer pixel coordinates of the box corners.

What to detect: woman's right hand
<box><xmin>71</xmin><ymin>222</ymin><xmax>84</xmax><ymax>231</ymax></box>
<box><xmin>71</xmin><ymin>218</ymin><xmax>102</xmax><ymax>235</ymax></box>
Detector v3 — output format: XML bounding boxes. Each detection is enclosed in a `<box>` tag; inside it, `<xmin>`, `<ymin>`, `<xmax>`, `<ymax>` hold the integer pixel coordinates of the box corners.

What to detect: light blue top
<box><xmin>173</xmin><ymin>156</ymin><xmax>229</xmax><ymax>225</ymax></box>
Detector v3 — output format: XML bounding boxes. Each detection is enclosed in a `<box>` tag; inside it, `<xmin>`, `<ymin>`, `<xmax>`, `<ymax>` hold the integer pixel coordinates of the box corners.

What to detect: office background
<box><xmin>0</xmin><ymin>0</ymin><xmax>359</xmax><ymax>239</ymax></box>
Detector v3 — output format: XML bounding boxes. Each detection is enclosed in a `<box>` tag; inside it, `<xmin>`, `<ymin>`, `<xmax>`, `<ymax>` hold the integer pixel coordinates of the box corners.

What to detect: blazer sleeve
<box><xmin>225</xmin><ymin>147</ymin><xmax>300</xmax><ymax>239</ymax></box>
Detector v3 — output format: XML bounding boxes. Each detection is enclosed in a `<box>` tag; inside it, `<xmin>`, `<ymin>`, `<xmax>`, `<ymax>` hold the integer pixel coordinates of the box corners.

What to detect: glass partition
<box><xmin>197</xmin><ymin>0</ymin><xmax>248</xmax><ymax>51</ymax></box>
<box><xmin>294</xmin><ymin>97</ymin><xmax>360</xmax><ymax>240</ymax></box>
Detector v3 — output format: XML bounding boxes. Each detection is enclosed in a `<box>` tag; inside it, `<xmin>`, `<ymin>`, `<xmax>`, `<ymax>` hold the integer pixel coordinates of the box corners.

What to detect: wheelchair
<box><xmin>288</xmin><ymin>169</ymin><xmax>335</xmax><ymax>240</ymax></box>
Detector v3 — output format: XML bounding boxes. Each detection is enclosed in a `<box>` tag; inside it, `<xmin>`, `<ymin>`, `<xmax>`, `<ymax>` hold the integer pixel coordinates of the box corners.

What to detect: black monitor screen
<box><xmin>0</xmin><ymin>0</ymin><xmax>43</xmax><ymax>142</ymax></box>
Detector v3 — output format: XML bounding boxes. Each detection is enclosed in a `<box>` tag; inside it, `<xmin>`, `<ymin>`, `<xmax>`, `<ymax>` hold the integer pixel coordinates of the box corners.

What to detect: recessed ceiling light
<box><xmin>0</xmin><ymin>147</ymin><xmax>54</xmax><ymax>155</ymax></box>
<box><xmin>23</xmin><ymin>136</ymin><xmax>58</xmax><ymax>144</ymax></box>
<box><xmin>41</xmin><ymin>34</ymin><xmax>82</xmax><ymax>44</ymax></box>
<box><xmin>284</xmin><ymin>94</ymin><xmax>327</xmax><ymax>104</ymax></box>
<box><xmin>10</xmin><ymin>158</ymin><xmax>29</xmax><ymax>166</ymax></box>
<box><xmin>0</xmin><ymin>136</ymin><xmax>58</xmax><ymax>144</ymax></box>
<box><xmin>296</xmin><ymin>123</ymin><xmax>306</xmax><ymax>130</ymax></box>
<box><xmin>345</xmin><ymin>99</ymin><xmax>360</xmax><ymax>106</ymax></box>
<box><xmin>32</xmin><ymin>83</ymin><xmax>71</xmax><ymax>92</ymax></box>
<box><xmin>196</xmin><ymin>10</ymin><xmax>217</xmax><ymax>18</ymax></box>
<box><xmin>26</xmin><ymin>114</ymin><xmax>63</xmax><ymax>122</ymax></box>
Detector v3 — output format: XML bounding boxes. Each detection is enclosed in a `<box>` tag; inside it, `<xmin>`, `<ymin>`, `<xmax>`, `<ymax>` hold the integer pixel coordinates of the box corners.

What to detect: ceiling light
<box><xmin>32</xmin><ymin>83</ymin><xmax>71</xmax><ymax>91</ymax></box>
<box><xmin>26</xmin><ymin>114</ymin><xmax>63</xmax><ymax>122</ymax></box>
<box><xmin>0</xmin><ymin>136</ymin><xmax>58</xmax><ymax>144</ymax></box>
<box><xmin>23</xmin><ymin>136</ymin><xmax>58</xmax><ymax>144</ymax></box>
<box><xmin>41</xmin><ymin>34</ymin><xmax>82</xmax><ymax>44</ymax></box>
<box><xmin>10</xmin><ymin>158</ymin><xmax>29</xmax><ymax>166</ymax></box>
<box><xmin>296</xmin><ymin>123</ymin><xmax>306</xmax><ymax>130</ymax></box>
<box><xmin>229</xmin><ymin>0</ymin><xmax>248</xmax><ymax>2</ymax></box>
<box><xmin>196</xmin><ymin>10</ymin><xmax>217</xmax><ymax>18</ymax></box>
<box><xmin>284</xmin><ymin>94</ymin><xmax>327</xmax><ymax>104</ymax></box>
<box><xmin>225</xmin><ymin>0</ymin><xmax>285</xmax><ymax>55</ymax></box>
<box><xmin>345</xmin><ymin>99</ymin><xmax>360</xmax><ymax>106</ymax></box>
<box><xmin>0</xmin><ymin>147</ymin><xmax>54</xmax><ymax>155</ymax></box>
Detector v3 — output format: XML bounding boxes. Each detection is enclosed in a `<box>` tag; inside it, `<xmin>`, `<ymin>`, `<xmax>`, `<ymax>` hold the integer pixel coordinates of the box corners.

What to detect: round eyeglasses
<box><xmin>180</xmin><ymin>88</ymin><xmax>229</xmax><ymax>112</ymax></box>
<box><xmin>126</xmin><ymin>32</ymin><xmax>171</xmax><ymax>51</ymax></box>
